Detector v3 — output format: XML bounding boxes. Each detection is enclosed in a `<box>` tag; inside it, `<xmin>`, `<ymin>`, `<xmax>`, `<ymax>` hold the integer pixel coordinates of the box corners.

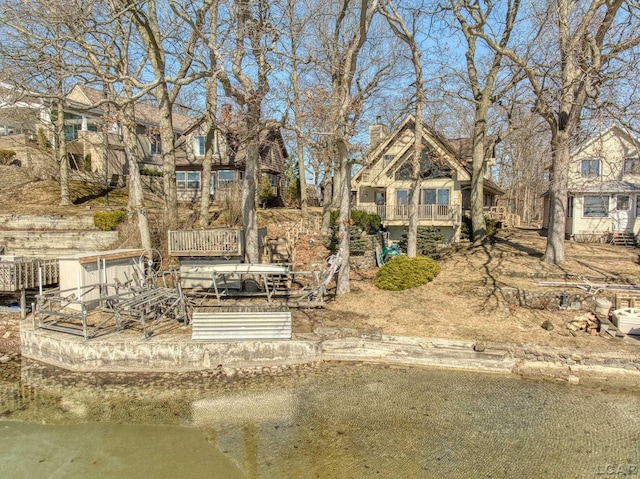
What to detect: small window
<box><xmin>195</xmin><ymin>136</ymin><xmax>205</xmax><ymax>156</ymax></box>
<box><xmin>187</xmin><ymin>171</ymin><xmax>201</xmax><ymax>190</ymax></box>
<box><xmin>382</xmin><ymin>155</ymin><xmax>394</xmax><ymax>168</ymax></box>
<box><xmin>396</xmin><ymin>189</ymin><xmax>408</xmax><ymax>205</ymax></box>
<box><xmin>583</xmin><ymin>195</ymin><xmax>609</xmax><ymax>217</ymax></box>
<box><xmin>437</xmin><ymin>189</ymin><xmax>450</xmax><ymax>205</ymax></box>
<box><xmin>149</xmin><ymin>132</ymin><xmax>161</xmax><ymax>155</ymax></box>
<box><xmin>218</xmin><ymin>170</ymin><xmax>235</xmax><ymax>181</ymax></box>
<box><xmin>176</xmin><ymin>171</ymin><xmax>186</xmax><ymax>190</ymax></box>
<box><xmin>268</xmin><ymin>173</ymin><xmax>278</xmax><ymax>187</ymax></box>
<box><xmin>624</xmin><ymin>158</ymin><xmax>640</xmax><ymax>175</ymax></box>
<box><xmin>421</xmin><ymin>188</ymin><xmax>436</xmax><ymax>205</ymax></box>
<box><xmin>580</xmin><ymin>159</ymin><xmax>600</xmax><ymax>177</ymax></box>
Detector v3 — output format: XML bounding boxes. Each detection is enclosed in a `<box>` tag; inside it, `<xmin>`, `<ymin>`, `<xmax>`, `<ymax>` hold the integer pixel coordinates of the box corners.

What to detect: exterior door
<box><xmin>613</xmin><ymin>195</ymin><xmax>631</xmax><ymax>232</ymax></box>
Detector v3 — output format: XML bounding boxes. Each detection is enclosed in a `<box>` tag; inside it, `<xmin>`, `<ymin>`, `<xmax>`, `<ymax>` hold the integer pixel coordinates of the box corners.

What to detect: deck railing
<box><xmin>0</xmin><ymin>259</ymin><xmax>59</xmax><ymax>292</ymax></box>
<box><xmin>354</xmin><ymin>204</ymin><xmax>454</xmax><ymax>221</ymax></box>
<box><xmin>168</xmin><ymin>228</ymin><xmax>242</xmax><ymax>257</ymax></box>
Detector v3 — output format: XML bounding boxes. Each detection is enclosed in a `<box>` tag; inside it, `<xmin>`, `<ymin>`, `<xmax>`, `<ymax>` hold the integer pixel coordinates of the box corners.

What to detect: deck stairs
<box><xmin>610</xmin><ymin>232</ymin><xmax>636</xmax><ymax>247</ymax></box>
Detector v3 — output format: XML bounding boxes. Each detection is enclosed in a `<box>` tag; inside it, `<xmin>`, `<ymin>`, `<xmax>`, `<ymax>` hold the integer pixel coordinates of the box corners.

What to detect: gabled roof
<box><xmin>571</xmin><ymin>124</ymin><xmax>640</xmax><ymax>158</ymax></box>
<box><xmin>353</xmin><ymin>115</ymin><xmax>476</xmax><ymax>183</ymax></box>
<box><xmin>70</xmin><ymin>84</ymin><xmax>194</xmax><ymax>132</ymax></box>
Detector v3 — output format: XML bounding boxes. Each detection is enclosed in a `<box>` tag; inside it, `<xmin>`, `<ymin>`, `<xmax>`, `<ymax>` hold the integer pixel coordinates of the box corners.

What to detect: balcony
<box><xmin>354</xmin><ymin>204</ymin><xmax>456</xmax><ymax>222</ymax></box>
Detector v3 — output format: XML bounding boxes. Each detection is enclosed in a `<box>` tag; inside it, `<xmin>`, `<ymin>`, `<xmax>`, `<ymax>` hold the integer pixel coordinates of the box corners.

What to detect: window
<box><xmin>382</xmin><ymin>155</ymin><xmax>394</xmax><ymax>168</ymax></box>
<box><xmin>195</xmin><ymin>136</ymin><xmax>205</xmax><ymax>156</ymax></box>
<box><xmin>187</xmin><ymin>171</ymin><xmax>201</xmax><ymax>190</ymax></box>
<box><xmin>396</xmin><ymin>189</ymin><xmax>408</xmax><ymax>205</ymax></box>
<box><xmin>149</xmin><ymin>132</ymin><xmax>161</xmax><ymax>155</ymax></box>
<box><xmin>176</xmin><ymin>171</ymin><xmax>186</xmax><ymax>190</ymax></box>
<box><xmin>420</xmin><ymin>188</ymin><xmax>450</xmax><ymax>204</ymax></box>
<box><xmin>583</xmin><ymin>195</ymin><xmax>609</xmax><ymax>217</ymax></box>
<box><xmin>624</xmin><ymin>158</ymin><xmax>640</xmax><ymax>175</ymax></box>
<box><xmin>268</xmin><ymin>173</ymin><xmax>278</xmax><ymax>187</ymax></box>
<box><xmin>580</xmin><ymin>159</ymin><xmax>600</xmax><ymax>177</ymax></box>
<box><xmin>218</xmin><ymin>170</ymin><xmax>235</xmax><ymax>181</ymax></box>
<box><xmin>176</xmin><ymin>171</ymin><xmax>201</xmax><ymax>190</ymax></box>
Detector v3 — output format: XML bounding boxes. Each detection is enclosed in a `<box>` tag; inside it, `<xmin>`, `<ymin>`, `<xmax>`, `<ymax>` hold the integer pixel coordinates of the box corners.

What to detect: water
<box><xmin>1</xmin><ymin>360</ymin><xmax>639</xmax><ymax>478</ymax></box>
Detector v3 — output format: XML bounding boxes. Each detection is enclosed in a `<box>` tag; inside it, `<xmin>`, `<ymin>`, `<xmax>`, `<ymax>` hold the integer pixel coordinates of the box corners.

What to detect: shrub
<box><xmin>399</xmin><ymin>226</ymin><xmax>446</xmax><ymax>257</ymax></box>
<box><xmin>94</xmin><ymin>210</ymin><xmax>126</xmax><ymax>231</ymax></box>
<box><xmin>329</xmin><ymin>209</ymin><xmax>382</xmax><ymax>234</ymax></box>
<box><xmin>0</xmin><ymin>149</ymin><xmax>16</xmax><ymax>165</ymax></box>
<box><xmin>374</xmin><ymin>255</ymin><xmax>441</xmax><ymax>291</ymax></box>
<box><xmin>461</xmin><ymin>215</ymin><xmax>498</xmax><ymax>241</ymax></box>
<box><xmin>258</xmin><ymin>174</ymin><xmax>276</xmax><ymax>207</ymax></box>
<box><xmin>141</xmin><ymin>168</ymin><xmax>163</xmax><ymax>176</ymax></box>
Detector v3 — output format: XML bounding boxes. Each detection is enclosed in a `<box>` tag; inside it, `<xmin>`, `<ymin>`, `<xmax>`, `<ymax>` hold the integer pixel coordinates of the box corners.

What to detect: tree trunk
<box><xmin>199</xmin><ymin>78</ymin><xmax>217</xmax><ymax>227</ymax></box>
<box><xmin>296</xmin><ymin>137</ymin><xmax>308</xmax><ymax>214</ymax></box>
<box><xmin>543</xmin><ymin>130</ymin><xmax>569</xmax><ymax>264</ymax></box>
<box><xmin>321</xmin><ymin>166</ymin><xmax>333</xmax><ymax>233</ymax></box>
<box><xmin>121</xmin><ymin>105</ymin><xmax>152</xmax><ymax>251</ymax></box>
<box><xmin>336</xmin><ymin>136</ymin><xmax>351</xmax><ymax>294</ymax></box>
<box><xmin>156</xmin><ymin>94</ymin><xmax>178</xmax><ymax>230</ymax></box>
<box><xmin>470</xmin><ymin>115</ymin><xmax>487</xmax><ymax>242</ymax></box>
<box><xmin>242</xmin><ymin>108</ymin><xmax>260</xmax><ymax>264</ymax></box>
<box><xmin>57</xmin><ymin>100</ymin><xmax>71</xmax><ymax>206</ymax></box>
<box><xmin>407</xmin><ymin>113</ymin><xmax>422</xmax><ymax>257</ymax></box>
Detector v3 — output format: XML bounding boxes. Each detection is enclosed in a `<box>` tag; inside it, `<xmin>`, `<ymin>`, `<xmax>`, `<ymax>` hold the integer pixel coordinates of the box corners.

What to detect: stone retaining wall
<box><xmin>20</xmin><ymin>323</ymin><xmax>640</xmax><ymax>383</ymax></box>
<box><xmin>0</xmin><ymin>214</ymin><xmax>96</xmax><ymax>231</ymax></box>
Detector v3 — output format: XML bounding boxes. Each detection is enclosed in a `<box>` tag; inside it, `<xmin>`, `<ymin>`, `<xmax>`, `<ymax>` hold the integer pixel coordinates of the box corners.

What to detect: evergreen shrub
<box><xmin>374</xmin><ymin>255</ymin><xmax>441</xmax><ymax>291</ymax></box>
<box><xmin>94</xmin><ymin>210</ymin><xmax>126</xmax><ymax>231</ymax></box>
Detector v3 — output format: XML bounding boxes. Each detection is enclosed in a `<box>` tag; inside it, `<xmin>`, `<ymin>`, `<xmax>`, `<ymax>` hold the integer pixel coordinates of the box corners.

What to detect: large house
<box><xmin>543</xmin><ymin>125</ymin><xmax>640</xmax><ymax>242</ymax></box>
<box><xmin>0</xmin><ymin>83</ymin><xmax>287</xmax><ymax>205</ymax></box>
<box><xmin>351</xmin><ymin>115</ymin><xmax>503</xmax><ymax>242</ymax></box>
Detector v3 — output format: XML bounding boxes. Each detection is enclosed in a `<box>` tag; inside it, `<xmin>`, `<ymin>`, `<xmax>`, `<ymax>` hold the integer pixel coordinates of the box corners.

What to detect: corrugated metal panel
<box><xmin>192</xmin><ymin>310</ymin><xmax>291</xmax><ymax>340</ymax></box>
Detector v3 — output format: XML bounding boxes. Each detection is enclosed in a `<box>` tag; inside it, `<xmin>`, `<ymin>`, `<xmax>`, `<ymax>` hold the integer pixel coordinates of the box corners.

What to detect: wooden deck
<box><xmin>0</xmin><ymin>258</ymin><xmax>58</xmax><ymax>292</ymax></box>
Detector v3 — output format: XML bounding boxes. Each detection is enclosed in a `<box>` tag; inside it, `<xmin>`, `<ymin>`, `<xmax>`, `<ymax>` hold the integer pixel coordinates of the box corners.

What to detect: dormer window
<box><xmin>580</xmin><ymin>159</ymin><xmax>600</xmax><ymax>177</ymax></box>
<box><xmin>624</xmin><ymin>157</ymin><xmax>640</xmax><ymax>175</ymax></box>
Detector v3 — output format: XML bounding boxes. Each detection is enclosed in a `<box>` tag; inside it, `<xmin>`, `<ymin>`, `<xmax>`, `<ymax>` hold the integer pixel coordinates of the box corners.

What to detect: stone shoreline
<box><xmin>19</xmin><ymin>321</ymin><xmax>640</xmax><ymax>386</ymax></box>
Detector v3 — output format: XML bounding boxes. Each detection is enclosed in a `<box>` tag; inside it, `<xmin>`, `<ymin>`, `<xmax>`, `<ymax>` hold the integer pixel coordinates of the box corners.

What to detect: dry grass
<box><xmin>293</xmin><ymin>228</ymin><xmax>640</xmax><ymax>354</ymax></box>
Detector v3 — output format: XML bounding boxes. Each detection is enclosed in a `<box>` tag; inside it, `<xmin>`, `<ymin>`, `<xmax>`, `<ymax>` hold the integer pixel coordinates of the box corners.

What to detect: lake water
<box><xmin>1</xmin><ymin>359</ymin><xmax>639</xmax><ymax>478</ymax></box>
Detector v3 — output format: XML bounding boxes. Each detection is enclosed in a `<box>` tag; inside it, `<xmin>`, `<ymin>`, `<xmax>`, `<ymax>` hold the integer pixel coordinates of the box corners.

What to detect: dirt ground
<box><xmin>293</xmin><ymin>227</ymin><xmax>640</xmax><ymax>355</ymax></box>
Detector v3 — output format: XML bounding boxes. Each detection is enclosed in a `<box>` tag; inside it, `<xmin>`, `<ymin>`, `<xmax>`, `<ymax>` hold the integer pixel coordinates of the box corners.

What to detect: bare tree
<box><xmin>378</xmin><ymin>0</ymin><xmax>426</xmax><ymax>257</ymax></box>
<box><xmin>122</xmin><ymin>0</ymin><xmax>210</xmax><ymax>229</ymax></box>
<box><xmin>449</xmin><ymin>0</ymin><xmax>521</xmax><ymax>242</ymax></box>
<box><xmin>215</xmin><ymin>0</ymin><xmax>275</xmax><ymax>264</ymax></box>
<box><xmin>476</xmin><ymin>0</ymin><xmax>640</xmax><ymax>263</ymax></box>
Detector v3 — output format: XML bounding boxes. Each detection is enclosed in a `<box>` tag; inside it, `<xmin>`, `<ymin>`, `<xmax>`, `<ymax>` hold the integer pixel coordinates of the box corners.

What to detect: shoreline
<box><xmin>19</xmin><ymin>320</ymin><xmax>640</xmax><ymax>387</ymax></box>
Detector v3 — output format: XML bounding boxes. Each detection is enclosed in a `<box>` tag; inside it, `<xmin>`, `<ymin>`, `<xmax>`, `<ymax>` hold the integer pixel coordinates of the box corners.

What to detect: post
<box><xmin>38</xmin><ymin>266</ymin><xmax>43</xmax><ymax>296</ymax></box>
<box><xmin>20</xmin><ymin>287</ymin><xmax>26</xmax><ymax>320</ymax></box>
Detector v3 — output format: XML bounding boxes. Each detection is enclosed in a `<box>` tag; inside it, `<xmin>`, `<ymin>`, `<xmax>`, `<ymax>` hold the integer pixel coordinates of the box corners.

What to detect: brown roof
<box><xmin>71</xmin><ymin>84</ymin><xmax>194</xmax><ymax>132</ymax></box>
